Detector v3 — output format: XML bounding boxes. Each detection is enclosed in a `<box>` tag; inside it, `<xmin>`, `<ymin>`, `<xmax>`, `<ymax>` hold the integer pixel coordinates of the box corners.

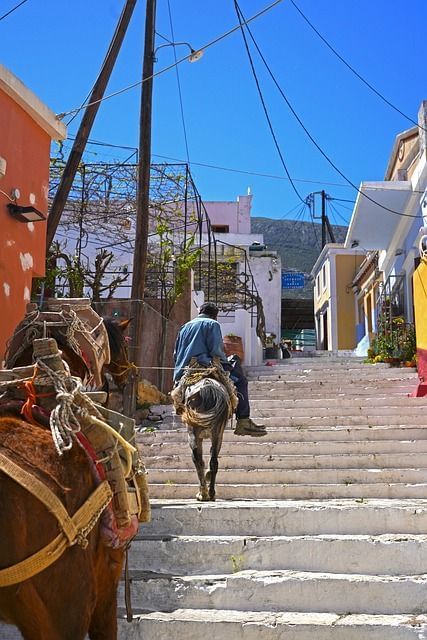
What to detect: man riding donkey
<box><xmin>173</xmin><ymin>302</ymin><xmax>266</xmax><ymax>437</ymax></box>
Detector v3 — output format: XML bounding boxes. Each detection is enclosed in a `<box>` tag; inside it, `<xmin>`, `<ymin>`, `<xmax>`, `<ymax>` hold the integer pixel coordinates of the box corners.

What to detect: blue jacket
<box><xmin>173</xmin><ymin>314</ymin><xmax>228</xmax><ymax>381</ymax></box>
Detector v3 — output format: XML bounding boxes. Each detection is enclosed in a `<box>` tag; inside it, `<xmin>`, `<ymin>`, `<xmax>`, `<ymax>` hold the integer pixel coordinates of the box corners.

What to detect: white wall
<box><xmin>249</xmin><ymin>254</ymin><xmax>282</xmax><ymax>340</ymax></box>
<box><xmin>218</xmin><ymin>307</ymin><xmax>262</xmax><ymax>365</ymax></box>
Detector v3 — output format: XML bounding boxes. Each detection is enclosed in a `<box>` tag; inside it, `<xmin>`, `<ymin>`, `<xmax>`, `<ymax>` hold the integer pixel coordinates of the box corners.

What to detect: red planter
<box><xmin>223</xmin><ymin>335</ymin><xmax>244</xmax><ymax>361</ymax></box>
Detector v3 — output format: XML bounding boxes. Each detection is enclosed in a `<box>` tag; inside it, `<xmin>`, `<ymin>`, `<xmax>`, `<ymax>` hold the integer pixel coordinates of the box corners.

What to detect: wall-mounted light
<box><xmin>7</xmin><ymin>203</ymin><xmax>46</xmax><ymax>223</ymax></box>
<box><xmin>351</xmin><ymin>240</ymin><xmax>359</xmax><ymax>248</ymax></box>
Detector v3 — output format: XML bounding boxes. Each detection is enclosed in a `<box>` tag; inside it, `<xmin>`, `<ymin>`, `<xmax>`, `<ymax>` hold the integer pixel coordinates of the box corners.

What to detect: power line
<box><xmin>233</xmin><ymin>0</ymin><xmax>305</xmax><ymax>204</ymax></box>
<box><xmin>166</xmin><ymin>0</ymin><xmax>190</xmax><ymax>163</ymax></box>
<box><xmin>235</xmin><ymin>1</ymin><xmax>422</xmax><ymax>219</ymax></box>
<box><xmin>278</xmin><ymin>201</ymin><xmax>305</xmax><ymax>220</ymax></box>
<box><xmin>289</xmin><ymin>0</ymin><xmax>426</xmax><ymax>133</ymax></box>
<box><xmin>329</xmin><ymin>201</ymin><xmax>351</xmax><ymax>226</ymax></box>
<box><xmin>63</xmin><ymin>137</ymin><xmax>427</xmax><ymax>194</ymax></box>
<box><xmin>0</xmin><ymin>0</ymin><xmax>28</xmax><ymax>22</ymax></box>
<box><xmin>64</xmin><ymin>135</ymin><xmax>354</xmax><ymax>187</ymax></box>
<box><xmin>308</xmin><ymin>200</ymin><xmax>320</xmax><ymax>249</ymax></box>
<box><xmin>57</xmin><ymin>0</ymin><xmax>283</xmax><ymax>119</ymax></box>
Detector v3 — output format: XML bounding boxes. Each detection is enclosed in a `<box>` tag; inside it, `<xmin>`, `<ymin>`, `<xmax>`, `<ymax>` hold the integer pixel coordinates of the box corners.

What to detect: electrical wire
<box><xmin>278</xmin><ymin>201</ymin><xmax>305</xmax><ymax>220</ymax></box>
<box><xmin>307</xmin><ymin>199</ymin><xmax>320</xmax><ymax>249</ymax></box>
<box><xmin>329</xmin><ymin>201</ymin><xmax>351</xmax><ymax>226</ymax></box>
<box><xmin>234</xmin><ymin>1</ymin><xmax>422</xmax><ymax>219</ymax></box>
<box><xmin>71</xmin><ymin>137</ymin><xmax>352</xmax><ymax>187</ymax></box>
<box><xmin>0</xmin><ymin>0</ymin><xmax>28</xmax><ymax>22</ymax></box>
<box><xmin>57</xmin><ymin>0</ymin><xmax>283</xmax><ymax>119</ymax></box>
<box><xmin>289</xmin><ymin>0</ymin><xmax>426</xmax><ymax>133</ymax></box>
<box><xmin>64</xmin><ymin>136</ymin><xmax>427</xmax><ymax>193</ymax></box>
<box><xmin>166</xmin><ymin>0</ymin><xmax>190</xmax><ymax>163</ymax></box>
<box><xmin>233</xmin><ymin>0</ymin><xmax>305</xmax><ymax>204</ymax></box>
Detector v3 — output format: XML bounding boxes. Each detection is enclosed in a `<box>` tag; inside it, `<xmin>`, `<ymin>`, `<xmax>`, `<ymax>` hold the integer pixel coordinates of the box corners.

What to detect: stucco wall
<box><xmin>249</xmin><ymin>254</ymin><xmax>281</xmax><ymax>340</ymax></box>
<box><xmin>313</xmin><ymin>258</ymin><xmax>331</xmax><ymax>314</ymax></box>
<box><xmin>413</xmin><ymin>260</ymin><xmax>427</xmax><ymax>381</ymax></box>
<box><xmin>202</xmin><ymin>195</ymin><xmax>252</xmax><ymax>234</ymax></box>
<box><xmin>335</xmin><ymin>254</ymin><xmax>364</xmax><ymax>349</ymax></box>
<box><xmin>0</xmin><ymin>90</ymin><xmax>51</xmax><ymax>359</ymax></box>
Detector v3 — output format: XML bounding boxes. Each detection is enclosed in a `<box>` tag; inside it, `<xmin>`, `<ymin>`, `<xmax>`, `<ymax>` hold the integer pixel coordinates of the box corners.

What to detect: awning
<box><xmin>344</xmin><ymin>181</ymin><xmax>414</xmax><ymax>250</ymax></box>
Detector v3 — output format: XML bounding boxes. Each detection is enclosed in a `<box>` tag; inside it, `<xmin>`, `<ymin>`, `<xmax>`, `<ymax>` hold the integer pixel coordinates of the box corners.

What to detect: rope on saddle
<box><xmin>0</xmin><ymin>452</ymin><xmax>113</xmax><ymax>586</ymax></box>
<box><xmin>34</xmin><ymin>358</ymin><xmax>135</xmax><ymax>477</ymax></box>
<box><xmin>171</xmin><ymin>359</ymin><xmax>238</xmax><ymax>430</ymax></box>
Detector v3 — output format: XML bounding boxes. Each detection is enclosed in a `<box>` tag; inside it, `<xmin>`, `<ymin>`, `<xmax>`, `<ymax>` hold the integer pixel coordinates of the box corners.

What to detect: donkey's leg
<box><xmin>208</xmin><ymin>422</ymin><xmax>226</xmax><ymax>501</ymax></box>
<box><xmin>188</xmin><ymin>428</ymin><xmax>208</xmax><ymax>501</ymax></box>
<box><xmin>88</xmin><ymin>546</ymin><xmax>123</xmax><ymax>640</ymax></box>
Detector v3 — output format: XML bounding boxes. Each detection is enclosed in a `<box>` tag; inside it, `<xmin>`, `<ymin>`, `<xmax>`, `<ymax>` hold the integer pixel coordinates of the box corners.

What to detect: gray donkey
<box><xmin>171</xmin><ymin>359</ymin><xmax>237</xmax><ymax>501</ymax></box>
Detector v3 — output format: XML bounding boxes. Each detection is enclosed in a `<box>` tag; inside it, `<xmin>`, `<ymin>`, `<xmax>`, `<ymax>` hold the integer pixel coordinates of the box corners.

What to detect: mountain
<box><xmin>251</xmin><ymin>217</ymin><xmax>348</xmax><ymax>299</ymax></box>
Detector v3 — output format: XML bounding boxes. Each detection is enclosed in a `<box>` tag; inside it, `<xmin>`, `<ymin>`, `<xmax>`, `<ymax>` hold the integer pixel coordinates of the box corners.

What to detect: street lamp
<box><xmin>153</xmin><ymin>41</ymin><xmax>204</xmax><ymax>63</ymax></box>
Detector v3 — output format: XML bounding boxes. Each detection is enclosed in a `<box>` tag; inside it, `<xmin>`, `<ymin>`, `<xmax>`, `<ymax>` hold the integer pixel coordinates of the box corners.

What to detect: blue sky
<box><xmin>2</xmin><ymin>0</ymin><xmax>427</xmax><ymax>225</ymax></box>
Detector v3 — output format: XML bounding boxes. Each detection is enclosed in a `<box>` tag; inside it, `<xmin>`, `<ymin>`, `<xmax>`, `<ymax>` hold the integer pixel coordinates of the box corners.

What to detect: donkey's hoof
<box><xmin>196</xmin><ymin>491</ymin><xmax>210</xmax><ymax>502</ymax></box>
<box><xmin>209</xmin><ymin>494</ymin><xmax>216</xmax><ymax>502</ymax></box>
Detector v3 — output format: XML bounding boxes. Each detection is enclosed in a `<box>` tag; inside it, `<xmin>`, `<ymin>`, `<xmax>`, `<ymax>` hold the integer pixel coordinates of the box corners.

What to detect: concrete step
<box><xmin>148</xmin><ymin>482</ymin><xmax>427</xmax><ymax>500</ymax></box>
<box><xmin>148</xmin><ymin>467</ymin><xmax>427</xmax><ymax>486</ymax></box>
<box><xmin>143</xmin><ymin>439</ymin><xmax>427</xmax><ymax>457</ymax></box>
<box><xmin>247</xmin><ymin>372</ymin><xmax>418</xmax><ymax>382</ymax></box>
<box><xmin>254</xmin><ymin>416</ymin><xmax>427</xmax><ymax>427</ymax></box>
<box><xmin>248</xmin><ymin>387</ymin><xmax>416</xmax><ymax>398</ymax></box>
<box><xmin>251</xmin><ymin>405</ymin><xmax>425</xmax><ymax>418</ymax></box>
<box><xmin>145</xmin><ymin>452</ymin><xmax>427</xmax><ymax>471</ymax></box>
<box><xmin>143</xmin><ymin>499</ymin><xmax>427</xmax><ymax>536</ymax></box>
<box><xmin>120</xmin><ymin>569</ymin><xmax>427</xmax><ymax>615</ymax></box>
<box><xmin>247</xmin><ymin>362</ymin><xmax>385</xmax><ymax>369</ymax></box>
<box><xmin>248</xmin><ymin>396</ymin><xmax>427</xmax><ymax>408</ymax></box>
<box><xmin>249</xmin><ymin>374</ymin><xmax>403</xmax><ymax>382</ymax></box>
<box><xmin>139</xmin><ymin>425</ymin><xmax>427</xmax><ymax>443</ymax></box>
<box><xmin>118</xmin><ymin>610</ymin><xmax>427</xmax><ymax>640</ymax></box>
<box><xmin>130</xmin><ymin>533</ymin><xmax>427</xmax><ymax>575</ymax></box>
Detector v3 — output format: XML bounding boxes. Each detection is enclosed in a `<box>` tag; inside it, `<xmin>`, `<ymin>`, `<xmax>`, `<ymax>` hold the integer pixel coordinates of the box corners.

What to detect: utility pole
<box><xmin>124</xmin><ymin>0</ymin><xmax>157</xmax><ymax>415</ymax></box>
<box><xmin>313</xmin><ymin>190</ymin><xmax>336</xmax><ymax>249</ymax></box>
<box><xmin>46</xmin><ymin>0</ymin><xmax>137</xmax><ymax>249</ymax></box>
<box><xmin>321</xmin><ymin>189</ymin><xmax>327</xmax><ymax>249</ymax></box>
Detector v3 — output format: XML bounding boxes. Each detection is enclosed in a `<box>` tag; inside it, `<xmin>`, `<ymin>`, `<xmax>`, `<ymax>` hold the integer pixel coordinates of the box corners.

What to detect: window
<box><xmin>212</xmin><ymin>225</ymin><xmax>229</xmax><ymax>233</ymax></box>
<box><xmin>316</xmin><ymin>274</ymin><xmax>320</xmax><ymax>298</ymax></box>
<box><xmin>322</xmin><ymin>264</ymin><xmax>327</xmax><ymax>290</ymax></box>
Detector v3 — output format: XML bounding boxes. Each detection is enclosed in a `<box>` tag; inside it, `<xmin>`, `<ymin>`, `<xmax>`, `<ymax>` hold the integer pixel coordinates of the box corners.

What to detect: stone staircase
<box><xmin>3</xmin><ymin>357</ymin><xmax>427</xmax><ymax>639</ymax></box>
<box><xmin>115</xmin><ymin>357</ymin><xmax>427</xmax><ymax>638</ymax></box>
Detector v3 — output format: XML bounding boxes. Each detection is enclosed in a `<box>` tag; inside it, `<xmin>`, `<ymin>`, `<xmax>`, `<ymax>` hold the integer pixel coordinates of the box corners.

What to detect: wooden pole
<box><xmin>124</xmin><ymin>0</ymin><xmax>157</xmax><ymax>416</ymax></box>
<box><xmin>46</xmin><ymin>0</ymin><xmax>138</xmax><ymax>249</ymax></box>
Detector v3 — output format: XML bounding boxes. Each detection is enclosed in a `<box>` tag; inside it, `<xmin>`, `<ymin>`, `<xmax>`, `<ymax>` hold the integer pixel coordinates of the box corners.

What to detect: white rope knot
<box><xmin>36</xmin><ymin>359</ymin><xmax>86</xmax><ymax>455</ymax></box>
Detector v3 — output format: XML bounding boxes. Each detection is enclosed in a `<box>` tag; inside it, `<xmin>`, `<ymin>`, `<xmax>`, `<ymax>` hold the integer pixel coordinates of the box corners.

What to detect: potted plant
<box><xmin>223</xmin><ymin>333</ymin><xmax>244</xmax><ymax>361</ymax></box>
<box><xmin>264</xmin><ymin>333</ymin><xmax>279</xmax><ymax>359</ymax></box>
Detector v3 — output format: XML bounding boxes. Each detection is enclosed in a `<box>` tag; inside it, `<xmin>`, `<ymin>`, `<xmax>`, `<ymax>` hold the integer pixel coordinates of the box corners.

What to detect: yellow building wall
<box><xmin>413</xmin><ymin>260</ymin><xmax>427</xmax><ymax>381</ymax></box>
<box><xmin>314</xmin><ymin>259</ymin><xmax>331</xmax><ymax>314</ymax></box>
<box><xmin>335</xmin><ymin>254</ymin><xmax>365</xmax><ymax>349</ymax></box>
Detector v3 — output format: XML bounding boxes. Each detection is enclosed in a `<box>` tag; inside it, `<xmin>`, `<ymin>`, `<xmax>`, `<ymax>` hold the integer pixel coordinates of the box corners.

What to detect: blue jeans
<box><xmin>224</xmin><ymin>358</ymin><xmax>250</xmax><ymax>419</ymax></box>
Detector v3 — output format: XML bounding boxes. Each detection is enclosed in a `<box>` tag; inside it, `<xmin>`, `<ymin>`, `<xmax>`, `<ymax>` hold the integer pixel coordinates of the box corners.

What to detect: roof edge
<box><xmin>0</xmin><ymin>64</ymin><xmax>66</xmax><ymax>141</ymax></box>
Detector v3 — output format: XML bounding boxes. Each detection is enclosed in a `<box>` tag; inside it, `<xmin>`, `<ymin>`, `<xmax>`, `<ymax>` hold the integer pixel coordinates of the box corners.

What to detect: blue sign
<box><xmin>281</xmin><ymin>272</ymin><xmax>305</xmax><ymax>289</ymax></box>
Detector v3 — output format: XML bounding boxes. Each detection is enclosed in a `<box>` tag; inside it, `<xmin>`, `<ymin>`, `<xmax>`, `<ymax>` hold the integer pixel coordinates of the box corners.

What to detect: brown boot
<box><xmin>234</xmin><ymin>417</ymin><xmax>267</xmax><ymax>437</ymax></box>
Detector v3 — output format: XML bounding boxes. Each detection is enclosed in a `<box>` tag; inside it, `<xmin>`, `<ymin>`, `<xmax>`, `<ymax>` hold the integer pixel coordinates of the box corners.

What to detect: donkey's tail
<box><xmin>181</xmin><ymin>377</ymin><xmax>231</xmax><ymax>430</ymax></box>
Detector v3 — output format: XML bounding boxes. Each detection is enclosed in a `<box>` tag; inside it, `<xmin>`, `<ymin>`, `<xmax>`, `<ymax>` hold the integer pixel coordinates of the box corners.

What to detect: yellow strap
<box><xmin>0</xmin><ymin>453</ymin><xmax>112</xmax><ymax>586</ymax></box>
<box><xmin>89</xmin><ymin>415</ymin><xmax>136</xmax><ymax>479</ymax></box>
<box><xmin>0</xmin><ymin>453</ymin><xmax>79</xmax><ymax>544</ymax></box>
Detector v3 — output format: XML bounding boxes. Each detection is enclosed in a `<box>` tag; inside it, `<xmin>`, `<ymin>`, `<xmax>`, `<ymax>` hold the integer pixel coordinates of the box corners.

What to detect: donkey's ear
<box><xmin>117</xmin><ymin>318</ymin><xmax>132</xmax><ymax>332</ymax></box>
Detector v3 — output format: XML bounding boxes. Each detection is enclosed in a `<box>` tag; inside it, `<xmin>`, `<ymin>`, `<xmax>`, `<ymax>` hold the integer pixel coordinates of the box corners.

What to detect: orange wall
<box><xmin>0</xmin><ymin>90</ymin><xmax>51</xmax><ymax>360</ymax></box>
